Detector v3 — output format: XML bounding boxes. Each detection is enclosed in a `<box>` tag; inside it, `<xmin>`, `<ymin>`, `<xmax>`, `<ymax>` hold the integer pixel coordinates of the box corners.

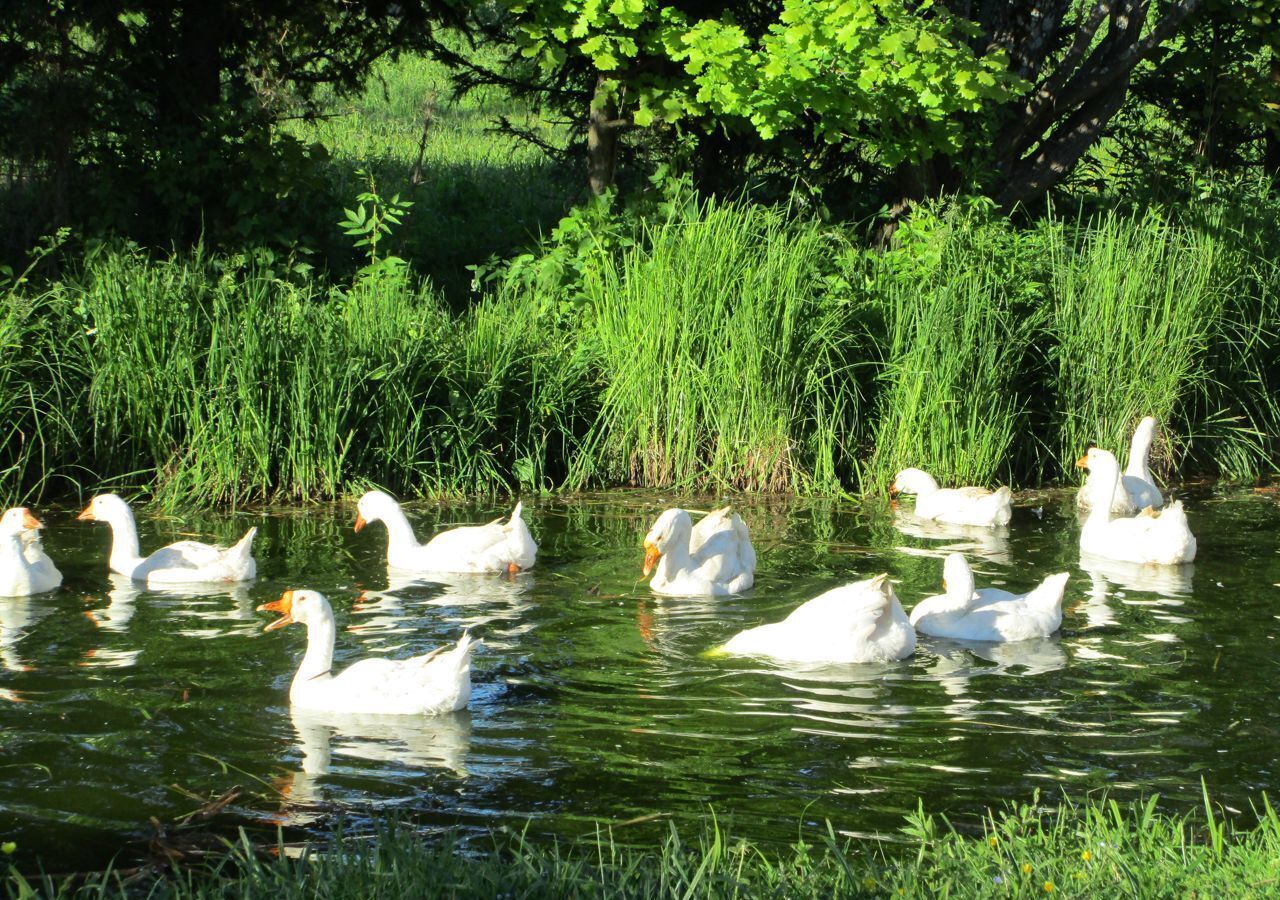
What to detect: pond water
<box><xmin>3</xmin><ymin>487</ymin><xmax>1279</xmax><ymax>869</ymax></box>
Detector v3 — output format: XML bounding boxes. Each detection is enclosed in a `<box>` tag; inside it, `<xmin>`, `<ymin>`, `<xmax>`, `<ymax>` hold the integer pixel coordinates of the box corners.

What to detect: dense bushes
<box><xmin>3</xmin><ymin>192</ymin><xmax>1278</xmax><ymax>508</ymax></box>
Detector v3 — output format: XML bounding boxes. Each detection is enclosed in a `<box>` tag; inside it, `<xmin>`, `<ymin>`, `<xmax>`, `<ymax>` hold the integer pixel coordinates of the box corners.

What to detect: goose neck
<box><xmin>294</xmin><ymin>611</ymin><xmax>336</xmax><ymax>685</ymax></box>
<box><xmin>102</xmin><ymin>509</ymin><xmax>143</xmax><ymax>572</ymax></box>
<box><xmin>379</xmin><ymin>505</ymin><xmax>422</xmax><ymax>556</ymax></box>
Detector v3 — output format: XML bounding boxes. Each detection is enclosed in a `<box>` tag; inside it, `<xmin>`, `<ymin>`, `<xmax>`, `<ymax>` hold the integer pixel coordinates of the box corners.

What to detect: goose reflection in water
<box><xmin>1080</xmin><ymin>553</ymin><xmax>1195</xmax><ymax>599</ymax></box>
<box><xmin>351</xmin><ymin>568</ymin><xmax>534</xmax><ymax>651</ymax></box>
<box><xmin>0</xmin><ymin>595</ymin><xmax>51</xmax><ymax>672</ymax></box>
<box><xmin>892</xmin><ymin>513</ymin><xmax>1012</xmax><ymax>564</ymax></box>
<box><xmin>271</xmin><ymin>707</ymin><xmax>472</xmax><ymax>822</ymax></box>
<box><xmin>922</xmin><ymin>636</ymin><xmax>1068</xmax><ymax>709</ymax></box>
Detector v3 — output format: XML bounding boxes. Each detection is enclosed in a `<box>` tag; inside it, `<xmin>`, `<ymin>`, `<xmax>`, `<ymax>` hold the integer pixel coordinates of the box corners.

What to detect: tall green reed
<box><xmin>1049</xmin><ymin>209</ymin><xmax>1250</xmax><ymax>478</ymax></box>
<box><xmin>574</xmin><ymin>197</ymin><xmax>863</xmax><ymax>493</ymax></box>
<box><xmin>863</xmin><ymin>208</ymin><xmax>1046</xmax><ymax>490</ymax></box>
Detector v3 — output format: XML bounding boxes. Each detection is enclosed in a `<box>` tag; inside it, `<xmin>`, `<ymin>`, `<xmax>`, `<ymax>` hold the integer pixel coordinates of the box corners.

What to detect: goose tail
<box><xmin>1027</xmin><ymin>572</ymin><xmax>1070</xmax><ymax>616</ymax></box>
<box><xmin>229</xmin><ymin>526</ymin><xmax>257</xmax><ymax>562</ymax></box>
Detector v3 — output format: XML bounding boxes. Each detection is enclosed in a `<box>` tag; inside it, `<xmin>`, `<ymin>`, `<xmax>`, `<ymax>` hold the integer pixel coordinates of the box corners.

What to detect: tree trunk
<box><xmin>587</xmin><ymin>75</ymin><xmax>619</xmax><ymax>197</ymax></box>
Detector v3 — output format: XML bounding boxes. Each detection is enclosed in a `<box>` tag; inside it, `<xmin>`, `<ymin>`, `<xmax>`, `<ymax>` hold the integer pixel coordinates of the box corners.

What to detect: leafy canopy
<box><xmin>504</xmin><ymin>0</ymin><xmax>1019</xmax><ymax>165</ymax></box>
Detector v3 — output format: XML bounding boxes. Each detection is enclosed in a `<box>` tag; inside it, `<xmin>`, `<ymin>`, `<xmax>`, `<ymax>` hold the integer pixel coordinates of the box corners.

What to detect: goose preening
<box><xmin>1076</xmin><ymin>448</ymin><xmax>1195</xmax><ymax>565</ymax></box>
<box><xmin>642</xmin><ymin>507</ymin><xmax>755</xmax><ymax>596</ymax></box>
<box><xmin>909</xmin><ymin>553</ymin><xmax>1069</xmax><ymax>642</ymax></box>
<box><xmin>719</xmin><ymin>574</ymin><xmax>915</xmax><ymax>664</ymax></box>
<box><xmin>77</xmin><ymin>494</ymin><xmax>257</xmax><ymax>584</ymax></box>
<box><xmin>890</xmin><ymin>468</ymin><xmax>1013</xmax><ymax>527</ymax></box>
<box><xmin>354</xmin><ymin>491</ymin><xmax>536</xmax><ymax>575</ymax></box>
<box><xmin>1</xmin><ymin>507</ymin><xmax>62</xmax><ymax>596</ymax></box>
<box><xmin>258</xmin><ymin>589</ymin><xmax>477</xmax><ymax>716</ymax></box>
<box><xmin>1077</xmin><ymin>416</ymin><xmax>1164</xmax><ymax>516</ymax></box>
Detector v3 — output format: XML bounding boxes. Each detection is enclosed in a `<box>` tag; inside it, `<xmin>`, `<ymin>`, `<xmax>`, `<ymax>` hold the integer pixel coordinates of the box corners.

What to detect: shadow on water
<box><xmin>3</xmin><ymin>487</ymin><xmax>1280</xmax><ymax>869</ymax></box>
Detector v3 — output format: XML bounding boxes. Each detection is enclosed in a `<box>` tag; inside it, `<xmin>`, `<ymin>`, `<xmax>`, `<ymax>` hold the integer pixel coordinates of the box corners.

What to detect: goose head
<box><xmin>354</xmin><ymin>490</ymin><xmax>400</xmax><ymax>532</ymax></box>
<box><xmin>642</xmin><ymin>509</ymin><xmax>692</xmax><ymax>576</ymax></box>
<box><xmin>76</xmin><ymin>493</ymin><xmax>133</xmax><ymax>526</ymax></box>
<box><xmin>889</xmin><ymin>468</ymin><xmax>938</xmax><ymax>497</ymax></box>
<box><xmin>1076</xmin><ymin>447</ymin><xmax>1121</xmax><ymax>505</ymax></box>
<box><xmin>258</xmin><ymin>589</ymin><xmax>332</xmax><ymax>631</ymax></box>
<box><xmin>0</xmin><ymin>507</ymin><xmax>41</xmax><ymax>537</ymax></box>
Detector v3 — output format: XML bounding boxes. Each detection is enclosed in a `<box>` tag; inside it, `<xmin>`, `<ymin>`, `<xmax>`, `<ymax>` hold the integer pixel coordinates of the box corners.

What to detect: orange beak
<box><xmin>354</xmin><ymin>512</ymin><xmax>367</xmax><ymax>533</ymax></box>
<box><xmin>642</xmin><ymin>540</ymin><xmax>660</xmax><ymax>577</ymax></box>
<box><xmin>507</xmin><ymin>562</ymin><xmax>520</xmax><ymax>575</ymax></box>
<box><xmin>888</xmin><ymin>484</ymin><xmax>900</xmax><ymax>498</ymax></box>
<box><xmin>258</xmin><ymin>590</ymin><xmax>296</xmax><ymax>631</ymax></box>
<box><xmin>19</xmin><ymin>509</ymin><xmax>41</xmax><ymax>529</ymax></box>
<box><xmin>1075</xmin><ymin>454</ymin><xmax>1090</xmax><ymax>470</ymax></box>
<box><xmin>76</xmin><ymin>504</ymin><xmax>95</xmax><ymax>521</ymax></box>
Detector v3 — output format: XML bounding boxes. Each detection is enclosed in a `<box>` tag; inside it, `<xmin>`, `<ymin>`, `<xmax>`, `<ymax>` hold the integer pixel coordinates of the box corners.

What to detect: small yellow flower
<box><xmin>864</xmin><ymin>876</ymin><xmax>877</xmax><ymax>890</ymax></box>
<box><xmin>1080</xmin><ymin>849</ymin><xmax>1092</xmax><ymax>862</ymax></box>
<box><xmin>1043</xmin><ymin>881</ymin><xmax>1055</xmax><ymax>893</ymax></box>
<box><xmin>1022</xmin><ymin>863</ymin><xmax>1033</xmax><ymax>875</ymax></box>
<box><xmin>0</xmin><ymin>842</ymin><xmax>14</xmax><ymax>855</ymax></box>
<box><xmin>988</xmin><ymin>836</ymin><xmax>998</xmax><ymax>848</ymax></box>
<box><xmin>898</xmin><ymin>889</ymin><xmax>905</xmax><ymax>896</ymax></box>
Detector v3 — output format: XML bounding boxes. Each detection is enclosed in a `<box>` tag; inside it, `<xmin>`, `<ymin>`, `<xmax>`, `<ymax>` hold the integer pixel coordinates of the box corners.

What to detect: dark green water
<box><xmin>3</xmin><ymin>487</ymin><xmax>1279</xmax><ymax>869</ymax></box>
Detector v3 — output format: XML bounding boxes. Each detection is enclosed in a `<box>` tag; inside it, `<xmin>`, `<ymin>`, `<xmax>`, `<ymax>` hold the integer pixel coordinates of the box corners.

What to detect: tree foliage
<box><xmin>0</xmin><ymin>0</ymin><xmax>450</xmax><ymax>250</ymax></box>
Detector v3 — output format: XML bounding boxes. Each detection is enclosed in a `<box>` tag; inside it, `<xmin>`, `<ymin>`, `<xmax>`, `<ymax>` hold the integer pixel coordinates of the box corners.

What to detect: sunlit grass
<box><xmin>574</xmin><ymin>195</ymin><xmax>865</xmax><ymax>493</ymax></box>
<box><xmin>10</xmin><ymin>792</ymin><xmax>1280</xmax><ymax>897</ymax></box>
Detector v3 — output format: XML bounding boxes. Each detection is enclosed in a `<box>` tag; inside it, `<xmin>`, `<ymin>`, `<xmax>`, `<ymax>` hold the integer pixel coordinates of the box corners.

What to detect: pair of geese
<box><xmin>891</xmin><ymin>417</ymin><xmax>1196</xmax><ymax>566</ymax></box>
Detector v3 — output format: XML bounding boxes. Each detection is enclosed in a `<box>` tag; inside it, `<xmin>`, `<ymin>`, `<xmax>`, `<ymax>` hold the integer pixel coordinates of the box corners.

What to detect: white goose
<box><xmin>1076</xmin><ymin>448</ymin><xmax>1195</xmax><ymax>565</ymax></box>
<box><xmin>258</xmin><ymin>589</ymin><xmax>476</xmax><ymax>716</ymax></box>
<box><xmin>1</xmin><ymin>508</ymin><xmax>62</xmax><ymax>596</ymax></box>
<box><xmin>77</xmin><ymin>493</ymin><xmax>257</xmax><ymax>584</ymax></box>
<box><xmin>890</xmin><ymin>468</ymin><xmax>1012</xmax><ymax>527</ymax></box>
<box><xmin>909</xmin><ymin>553</ymin><xmax>1069</xmax><ymax>642</ymax></box>
<box><xmin>720</xmin><ymin>574</ymin><xmax>915</xmax><ymax>663</ymax></box>
<box><xmin>1077</xmin><ymin>416</ymin><xmax>1164</xmax><ymax>515</ymax></box>
<box><xmin>642</xmin><ymin>508</ymin><xmax>755</xmax><ymax>596</ymax></box>
<box><xmin>355</xmin><ymin>491</ymin><xmax>536</xmax><ymax>574</ymax></box>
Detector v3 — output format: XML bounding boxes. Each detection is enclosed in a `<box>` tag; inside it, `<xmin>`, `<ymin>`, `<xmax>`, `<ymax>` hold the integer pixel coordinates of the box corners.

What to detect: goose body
<box><xmin>721</xmin><ymin>574</ymin><xmax>915</xmax><ymax>664</ymax></box>
<box><xmin>259</xmin><ymin>589</ymin><xmax>475</xmax><ymax>716</ymax></box>
<box><xmin>909</xmin><ymin>553</ymin><xmax>1068</xmax><ymax>642</ymax></box>
<box><xmin>0</xmin><ymin>508</ymin><xmax>62</xmax><ymax>596</ymax></box>
<box><xmin>77</xmin><ymin>494</ymin><xmax>256</xmax><ymax>585</ymax></box>
<box><xmin>1077</xmin><ymin>416</ymin><xmax>1164</xmax><ymax>515</ymax></box>
<box><xmin>355</xmin><ymin>491</ymin><xmax>536</xmax><ymax>574</ymax></box>
<box><xmin>891</xmin><ymin>468</ymin><xmax>1012</xmax><ymax>527</ymax></box>
<box><xmin>1076</xmin><ymin>448</ymin><xmax>1195</xmax><ymax>565</ymax></box>
<box><xmin>642</xmin><ymin>508</ymin><xmax>755</xmax><ymax>596</ymax></box>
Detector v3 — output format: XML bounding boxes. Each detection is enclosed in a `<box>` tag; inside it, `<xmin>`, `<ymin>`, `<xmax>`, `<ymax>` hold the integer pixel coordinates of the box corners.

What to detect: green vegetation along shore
<box><xmin>7</xmin><ymin>793</ymin><xmax>1280</xmax><ymax>898</ymax></box>
<box><xmin>4</xmin><ymin>192</ymin><xmax>1278</xmax><ymax>509</ymax></box>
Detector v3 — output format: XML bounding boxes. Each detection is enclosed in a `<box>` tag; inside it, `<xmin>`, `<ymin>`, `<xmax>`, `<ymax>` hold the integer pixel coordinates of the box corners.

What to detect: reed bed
<box><xmin>575</xmin><ymin>198</ymin><xmax>863</xmax><ymax>493</ymax></box>
<box><xmin>2</xmin><ymin>198</ymin><xmax>1278</xmax><ymax>509</ymax></box>
<box><xmin>10</xmin><ymin>792</ymin><xmax>1280</xmax><ymax>897</ymax></box>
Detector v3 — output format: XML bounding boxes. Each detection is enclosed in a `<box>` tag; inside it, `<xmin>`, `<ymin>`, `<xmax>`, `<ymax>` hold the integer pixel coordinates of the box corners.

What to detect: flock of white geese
<box><xmin>0</xmin><ymin>417</ymin><xmax>1195</xmax><ymax>719</ymax></box>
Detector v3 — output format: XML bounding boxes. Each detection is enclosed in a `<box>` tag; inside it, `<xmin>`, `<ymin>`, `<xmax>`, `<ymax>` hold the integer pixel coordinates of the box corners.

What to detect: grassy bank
<box><xmin>3</xmin><ymin>193</ymin><xmax>1280</xmax><ymax>508</ymax></box>
<box><xmin>7</xmin><ymin>793</ymin><xmax>1280</xmax><ymax>897</ymax></box>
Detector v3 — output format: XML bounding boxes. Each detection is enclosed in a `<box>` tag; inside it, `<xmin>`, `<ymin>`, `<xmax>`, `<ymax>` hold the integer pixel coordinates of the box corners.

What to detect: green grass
<box><xmin>3</xmin><ymin>193</ymin><xmax>1280</xmax><ymax>508</ymax></box>
<box><xmin>574</xmin><ymin>195</ymin><xmax>864</xmax><ymax>493</ymax></box>
<box><xmin>9</xmin><ymin>793</ymin><xmax>1280</xmax><ymax>898</ymax></box>
<box><xmin>286</xmin><ymin>46</ymin><xmax>574</xmax><ymax>299</ymax></box>
<box><xmin>863</xmin><ymin>208</ymin><xmax>1047</xmax><ymax>490</ymax></box>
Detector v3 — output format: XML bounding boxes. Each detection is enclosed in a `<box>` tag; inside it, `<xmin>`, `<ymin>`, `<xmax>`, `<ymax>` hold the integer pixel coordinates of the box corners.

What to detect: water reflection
<box><xmin>892</xmin><ymin>513</ymin><xmax>1011</xmax><ymax>564</ymax></box>
<box><xmin>1080</xmin><ymin>553</ymin><xmax>1195</xmax><ymax>598</ymax></box>
<box><xmin>352</xmin><ymin>568</ymin><xmax>535</xmax><ymax>651</ymax></box>
<box><xmin>0</xmin><ymin>596</ymin><xmax>49</xmax><ymax>671</ymax></box>
<box><xmin>274</xmin><ymin>708</ymin><xmax>472</xmax><ymax>818</ymax></box>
